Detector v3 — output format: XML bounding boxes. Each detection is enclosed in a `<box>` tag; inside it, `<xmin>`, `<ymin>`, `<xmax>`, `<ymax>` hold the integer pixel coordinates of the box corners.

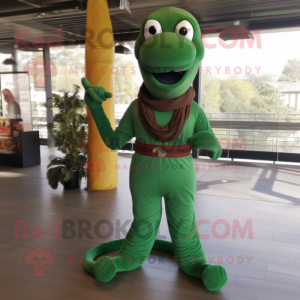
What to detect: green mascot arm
<box><xmin>82</xmin><ymin>77</ymin><xmax>134</xmax><ymax>150</ymax></box>
<box><xmin>186</xmin><ymin>104</ymin><xmax>222</xmax><ymax>160</ymax></box>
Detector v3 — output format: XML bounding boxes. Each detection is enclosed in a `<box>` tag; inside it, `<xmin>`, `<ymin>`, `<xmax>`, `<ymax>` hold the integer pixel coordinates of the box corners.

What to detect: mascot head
<box><xmin>135</xmin><ymin>7</ymin><xmax>205</xmax><ymax>99</ymax></box>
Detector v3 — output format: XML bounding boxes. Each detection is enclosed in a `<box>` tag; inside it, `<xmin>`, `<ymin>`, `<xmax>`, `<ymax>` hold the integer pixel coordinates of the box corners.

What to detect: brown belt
<box><xmin>135</xmin><ymin>141</ymin><xmax>191</xmax><ymax>158</ymax></box>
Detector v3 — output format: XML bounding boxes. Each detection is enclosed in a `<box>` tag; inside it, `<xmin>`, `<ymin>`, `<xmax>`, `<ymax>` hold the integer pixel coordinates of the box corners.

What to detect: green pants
<box><xmin>114</xmin><ymin>153</ymin><xmax>207</xmax><ymax>277</ymax></box>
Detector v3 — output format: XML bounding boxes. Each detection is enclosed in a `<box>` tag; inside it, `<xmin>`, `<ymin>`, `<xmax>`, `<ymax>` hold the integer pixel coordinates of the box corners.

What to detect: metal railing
<box><xmin>206</xmin><ymin>112</ymin><xmax>300</xmax><ymax>122</ymax></box>
<box><xmin>205</xmin><ymin>113</ymin><xmax>300</xmax><ymax>153</ymax></box>
<box><xmin>213</xmin><ymin>128</ymin><xmax>300</xmax><ymax>153</ymax></box>
<box><xmin>35</xmin><ymin>112</ymin><xmax>300</xmax><ymax>156</ymax></box>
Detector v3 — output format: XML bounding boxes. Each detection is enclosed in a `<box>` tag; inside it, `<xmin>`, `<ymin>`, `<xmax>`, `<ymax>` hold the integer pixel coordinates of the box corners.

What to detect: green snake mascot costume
<box><xmin>82</xmin><ymin>7</ymin><xmax>227</xmax><ymax>291</ymax></box>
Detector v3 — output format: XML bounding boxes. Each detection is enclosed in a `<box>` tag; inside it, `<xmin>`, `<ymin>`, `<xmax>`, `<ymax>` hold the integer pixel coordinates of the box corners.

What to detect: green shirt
<box><xmin>90</xmin><ymin>99</ymin><xmax>221</xmax><ymax>160</ymax></box>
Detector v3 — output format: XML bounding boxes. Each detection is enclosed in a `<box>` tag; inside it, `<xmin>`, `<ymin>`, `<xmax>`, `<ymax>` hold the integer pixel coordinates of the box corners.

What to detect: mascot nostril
<box><xmin>82</xmin><ymin>6</ymin><xmax>227</xmax><ymax>292</ymax></box>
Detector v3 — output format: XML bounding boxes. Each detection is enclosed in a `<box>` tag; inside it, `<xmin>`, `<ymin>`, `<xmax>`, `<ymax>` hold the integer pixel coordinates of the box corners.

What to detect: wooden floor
<box><xmin>0</xmin><ymin>146</ymin><xmax>300</xmax><ymax>300</ymax></box>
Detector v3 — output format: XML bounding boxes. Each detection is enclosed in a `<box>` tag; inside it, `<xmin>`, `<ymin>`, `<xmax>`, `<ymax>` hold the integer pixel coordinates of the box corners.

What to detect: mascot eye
<box><xmin>149</xmin><ymin>26</ymin><xmax>156</xmax><ymax>35</ymax></box>
<box><xmin>144</xmin><ymin>19</ymin><xmax>162</xmax><ymax>40</ymax></box>
<box><xmin>175</xmin><ymin>20</ymin><xmax>194</xmax><ymax>41</ymax></box>
<box><xmin>179</xmin><ymin>27</ymin><xmax>188</xmax><ymax>36</ymax></box>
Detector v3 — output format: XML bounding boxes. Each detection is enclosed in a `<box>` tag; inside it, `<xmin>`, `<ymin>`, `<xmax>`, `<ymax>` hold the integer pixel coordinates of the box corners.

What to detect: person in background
<box><xmin>2</xmin><ymin>88</ymin><xmax>21</xmax><ymax>118</ymax></box>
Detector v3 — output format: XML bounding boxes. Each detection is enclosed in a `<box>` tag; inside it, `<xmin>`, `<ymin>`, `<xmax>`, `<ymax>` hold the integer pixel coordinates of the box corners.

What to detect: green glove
<box><xmin>81</xmin><ymin>77</ymin><xmax>113</xmax><ymax>109</ymax></box>
<box><xmin>80</xmin><ymin>77</ymin><xmax>134</xmax><ymax>150</ymax></box>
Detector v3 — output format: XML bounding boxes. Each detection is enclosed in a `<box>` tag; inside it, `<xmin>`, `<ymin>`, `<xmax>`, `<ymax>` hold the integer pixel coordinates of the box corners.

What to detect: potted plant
<box><xmin>46</xmin><ymin>84</ymin><xmax>87</xmax><ymax>189</ymax></box>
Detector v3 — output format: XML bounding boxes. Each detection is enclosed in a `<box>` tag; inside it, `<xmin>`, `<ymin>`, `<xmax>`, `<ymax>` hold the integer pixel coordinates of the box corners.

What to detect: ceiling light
<box><xmin>115</xmin><ymin>44</ymin><xmax>132</xmax><ymax>55</ymax></box>
<box><xmin>2</xmin><ymin>56</ymin><xmax>17</xmax><ymax>65</ymax></box>
<box><xmin>37</xmin><ymin>13</ymin><xmax>46</xmax><ymax>18</ymax></box>
<box><xmin>219</xmin><ymin>21</ymin><xmax>253</xmax><ymax>41</ymax></box>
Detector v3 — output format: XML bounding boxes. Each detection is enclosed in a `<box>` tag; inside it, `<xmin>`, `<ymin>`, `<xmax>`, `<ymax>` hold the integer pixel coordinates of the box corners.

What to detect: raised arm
<box><xmin>186</xmin><ymin>103</ymin><xmax>222</xmax><ymax>160</ymax></box>
<box><xmin>82</xmin><ymin>78</ymin><xmax>134</xmax><ymax>150</ymax></box>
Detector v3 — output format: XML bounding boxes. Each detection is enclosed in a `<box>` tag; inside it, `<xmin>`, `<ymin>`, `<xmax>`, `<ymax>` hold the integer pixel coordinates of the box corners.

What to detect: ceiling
<box><xmin>1</xmin><ymin>0</ymin><xmax>300</xmax><ymax>50</ymax></box>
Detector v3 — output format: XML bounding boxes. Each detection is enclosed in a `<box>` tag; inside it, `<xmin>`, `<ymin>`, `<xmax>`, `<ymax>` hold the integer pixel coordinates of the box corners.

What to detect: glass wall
<box><xmin>15</xmin><ymin>43</ymin><xmax>143</xmax><ymax>141</ymax></box>
<box><xmin>16</xmin><ymin>45</ymin><xmax>86</xmax><ymax>139</ymax></box>
<box><xmin>0</xmin><ymin>53</ymin><xmax>13</xmax><ymax>117</ymax></box>
<box><xmin>10</xmin><ymin>27</ymin><xmax>300</xmax><ymax>156</ymax></box>
<box><xmin>50</xmin><ymin>44</ymin><xmax>85</xmax><ymax>97</ymax></box>
<box><xmin>201</xmin><ymin>28</ymin><xmax>300</xmax><ymax>154</ymax></box>
<box><xmin>17</xmin><ymin>49</ymin><xmax>47</xmax><ymax>138</ymax></box>
<box><xmin>114</xmin><ymin>43</ymin><xmax>143</xmax><ymax>127</ymax></box>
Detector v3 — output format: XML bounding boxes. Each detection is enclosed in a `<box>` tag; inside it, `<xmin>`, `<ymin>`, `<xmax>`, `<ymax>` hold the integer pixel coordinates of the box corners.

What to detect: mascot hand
<box><xmin>187</xmin><ymin>131</ymin><xmax>218</xmax><ymax>151</ymax></box>
<box><xmin>81</xmin><ymin>77</ymin><xmax>113</xmax><ymax>109</ymax></box>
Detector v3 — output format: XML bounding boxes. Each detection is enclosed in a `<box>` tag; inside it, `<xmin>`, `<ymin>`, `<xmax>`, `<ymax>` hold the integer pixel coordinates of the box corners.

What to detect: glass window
<box><xmin>290</xmin><ymin>93</ymin><xmax>296</xmax><ymax>109</ymax></box>
<box><xmin>16</xmin><ymin>49</ymin><xmax>47</xmax><ymax>138</ymax></box>
<box><xmin>284</xmin><ymin>94</ymin><xmax>289</xmax><ymax>106</ymax></box>
<box><xmin>115</xmin><ymin>43</ymin><xmax>143</xmax><ymax>126</ymax></box>
<box><xmin>50</xmin><ymin>45</ymin><xmax>85</xmax><ymax>98</ymax></box>
<box><xmin>201</xmin><ymin>29</ymin><xmax>300</xmax><ymax>153</ymax></box>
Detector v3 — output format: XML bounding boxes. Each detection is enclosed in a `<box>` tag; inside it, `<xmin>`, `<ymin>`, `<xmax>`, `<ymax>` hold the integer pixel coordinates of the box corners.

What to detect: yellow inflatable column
<box><xmin>85</xmin><ymin>0</ymin><xmax>118</xmax><ymax>190</ymax></box>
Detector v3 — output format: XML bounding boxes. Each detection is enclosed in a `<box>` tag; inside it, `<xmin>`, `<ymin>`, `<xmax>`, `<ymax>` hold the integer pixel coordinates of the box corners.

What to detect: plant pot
<box><xmin>63</xmin><ymin>171</ymin><xmax>81</xmax><ymax>189</ymax></box>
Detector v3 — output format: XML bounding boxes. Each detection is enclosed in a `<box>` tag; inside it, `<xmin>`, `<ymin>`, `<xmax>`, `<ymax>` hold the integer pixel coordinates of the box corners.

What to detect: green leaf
<box><xmin>46</xmin><ymin>166</ymin><xmax>64</xmax><ymax>189</ymax></box>
<box><xmin>76</xmin><ymin>155</ymin><xmax>87</xmax><ymax>164</ymax></box>
<box><xmin>47</xmin><ymin>157</ymin><xmax>65</xmax><ymax>168</ymax></box>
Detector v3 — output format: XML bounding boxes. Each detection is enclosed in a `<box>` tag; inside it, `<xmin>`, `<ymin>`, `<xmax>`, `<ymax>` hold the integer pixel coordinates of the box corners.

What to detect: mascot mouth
<box><xmin>152</xmin><ymin>71</ymin><xmax>186</xmax><ymax>85</ymax></box>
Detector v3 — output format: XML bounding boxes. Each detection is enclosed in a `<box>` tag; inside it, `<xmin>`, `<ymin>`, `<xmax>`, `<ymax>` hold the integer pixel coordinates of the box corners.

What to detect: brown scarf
<box><xmin>138</xmin><ymin>84</ymin><xmax>195</xmax><ymax>142</ymax></box>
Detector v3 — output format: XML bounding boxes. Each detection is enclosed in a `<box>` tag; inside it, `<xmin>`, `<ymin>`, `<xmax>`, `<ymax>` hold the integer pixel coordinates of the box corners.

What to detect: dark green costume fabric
<box><xmin>82</xmin><ymin>7</ymin><xmax>227</xmax><ymax>292</ymax></box>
